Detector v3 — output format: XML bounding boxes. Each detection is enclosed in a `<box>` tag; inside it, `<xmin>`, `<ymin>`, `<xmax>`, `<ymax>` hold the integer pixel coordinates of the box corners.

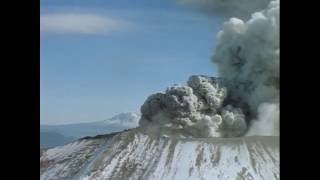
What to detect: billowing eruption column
<box><xmin>139</xmin><ymin>0</ymin><xmax>279</xmax><ymax>138</ymax></box>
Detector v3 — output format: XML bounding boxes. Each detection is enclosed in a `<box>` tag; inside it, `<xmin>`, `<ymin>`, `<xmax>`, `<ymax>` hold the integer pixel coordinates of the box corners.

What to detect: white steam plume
<box><xmin>246</xmin><ymin>103</ymin><xmax>279</xmax><ymax>136</ymax></box>
<box><xmin>139</xmin><ymin>0</ymin><xmax>279</xmax><ymax>137</ymax></box>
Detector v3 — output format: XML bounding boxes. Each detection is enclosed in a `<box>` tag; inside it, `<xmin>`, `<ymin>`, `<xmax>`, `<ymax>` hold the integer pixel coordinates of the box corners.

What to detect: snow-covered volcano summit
<box><xmin>40</xmin><ymin>129</ymin><xmax>279</xmax><ymax>180</ymax></box>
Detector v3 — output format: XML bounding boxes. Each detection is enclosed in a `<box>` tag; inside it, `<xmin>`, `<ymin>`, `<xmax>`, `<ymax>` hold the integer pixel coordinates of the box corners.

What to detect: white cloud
<box><xmin>40</xmin><ymin>13</ymin><xmax>131</xmax><ymax>35</ymax></box>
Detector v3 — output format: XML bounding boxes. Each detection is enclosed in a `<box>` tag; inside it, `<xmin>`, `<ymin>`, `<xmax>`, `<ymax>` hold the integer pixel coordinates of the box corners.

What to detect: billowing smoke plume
<box><xmin>212</xmin><ymin>0</ymin><xmax>279</xmax><ymax>136</ymax></box>
<box><xmin>139</xmin><ymin>0</ymin><xmax>279</xmax><ymax>137</ymax></box>
<box><xmin>139</xmin><ymin>76</ymin><xmax>247</xmax><ymax>138</ymax></box>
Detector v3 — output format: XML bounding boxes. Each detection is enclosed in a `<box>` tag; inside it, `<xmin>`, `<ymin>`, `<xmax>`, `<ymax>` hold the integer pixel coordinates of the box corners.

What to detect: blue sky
<box><xmin>40</xmin><ymin>0</ymin><xmax>224</xmax><ymax>125</ymax></box>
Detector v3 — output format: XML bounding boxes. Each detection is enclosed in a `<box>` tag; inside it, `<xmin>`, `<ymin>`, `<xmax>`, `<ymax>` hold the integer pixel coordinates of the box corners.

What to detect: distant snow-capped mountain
<box><xmin>40</xmin><ymin>112</ymin><xmax>140</xmax><ymax>148</ymax></box>
<box><xmin>100</xmin><ymin>112</ymin><xmax>140</xmax><ymax>126</ymax></box>
<box><xmin>40</xmin><ymin>129</ymin><xmax>279</xmax><ymax>180</ymax></box>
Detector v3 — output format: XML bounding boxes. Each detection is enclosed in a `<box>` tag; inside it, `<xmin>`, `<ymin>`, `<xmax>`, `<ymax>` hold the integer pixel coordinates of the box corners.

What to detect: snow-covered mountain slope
<box><xmin>40</xmin><ymin>112</ymin><xmax>140</xmax><ymax>147</ymax></box>
<box><xmin>40</xmin><ymin>129</ymin><xmax>279</xmax><ymax>180</ymax></box>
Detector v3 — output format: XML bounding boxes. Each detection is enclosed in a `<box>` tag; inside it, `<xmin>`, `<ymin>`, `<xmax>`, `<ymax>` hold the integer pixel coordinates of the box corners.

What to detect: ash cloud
<box><xmin>139</xmin><ymin>0</ymin><xmax>279</xmax><ymax>137</ymax></box>
<box><xmin>175</xmin><ymin>0</ymin><xmax>271</xmax><ymax>19</ymax></box>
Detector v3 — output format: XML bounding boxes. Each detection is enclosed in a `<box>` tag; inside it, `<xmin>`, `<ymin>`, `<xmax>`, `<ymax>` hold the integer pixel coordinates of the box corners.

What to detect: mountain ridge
<box><xmin>40</xmin><ymin>112</ymin><xmax>140</xmax><ymax>148</ymax></box>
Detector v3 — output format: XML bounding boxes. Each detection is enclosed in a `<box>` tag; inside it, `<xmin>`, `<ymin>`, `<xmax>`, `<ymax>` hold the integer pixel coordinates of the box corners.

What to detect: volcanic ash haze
<box><xmin>139</xmin><ymin>0</ymin><xmax>279</xmax><ymax>138</ymax></box>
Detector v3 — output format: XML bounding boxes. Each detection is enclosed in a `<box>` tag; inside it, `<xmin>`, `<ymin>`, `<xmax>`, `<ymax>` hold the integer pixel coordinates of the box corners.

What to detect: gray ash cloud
<box><xmin>139</xmin><ymin>0</ymin><xmax>279</xmax><ymax>137</ymax></box>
